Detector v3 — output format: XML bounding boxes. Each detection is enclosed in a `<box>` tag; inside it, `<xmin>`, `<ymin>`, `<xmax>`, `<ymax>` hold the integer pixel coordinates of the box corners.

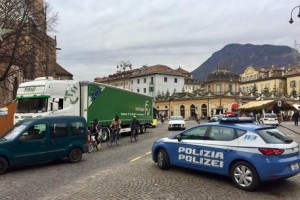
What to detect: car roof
<box><xmin>201</xmin><ymin>121</ymin><xmax>270</xmax><ymax>132</ymax></box>
<box><xmin>18</xmin><ymin>116</ymin><xmax>86</xmax><ymax>125</ymax></box>
<box><xmin>202</xmin><ymin>117</ymin><xmax>272</xmax><ymax>132</ymax></box>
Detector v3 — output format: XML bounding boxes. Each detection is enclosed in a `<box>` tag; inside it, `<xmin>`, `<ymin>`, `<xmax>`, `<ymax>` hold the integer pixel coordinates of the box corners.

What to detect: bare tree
<box><xmin>0</xmin><ymin>0</ymin><xmax>58</xmax><ymax>103</ymax></box>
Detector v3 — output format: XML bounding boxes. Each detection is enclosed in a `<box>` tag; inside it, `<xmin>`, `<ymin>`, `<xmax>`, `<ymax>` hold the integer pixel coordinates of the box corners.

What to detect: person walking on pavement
<box><xmin>292</xmin><ymin>111</ymin><xmax>299</xmax><ymax>126</ymax></box>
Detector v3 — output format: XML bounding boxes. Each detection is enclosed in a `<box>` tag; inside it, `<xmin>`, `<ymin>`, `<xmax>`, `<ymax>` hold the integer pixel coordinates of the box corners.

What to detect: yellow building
<box><xmin>155</xmin><ymin>69</ymin><xmax>242</xmax><ymax>119</ymax></box>
<box><xmin>285</xmin><ymin>67</ymin><xmax>300</xmax><ymax>97</ymax></box>
<box><xmin>240</xmin><ymin>66</ymin><xmax>286</xmax><ymax>95</ymax></box>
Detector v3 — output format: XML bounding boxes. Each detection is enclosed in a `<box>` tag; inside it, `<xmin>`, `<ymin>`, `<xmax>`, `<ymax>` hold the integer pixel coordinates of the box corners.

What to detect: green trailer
<box><xmin>81</xmin><ymin>82</ymin><xmax>153</xmax><ymax>134</ymax></box>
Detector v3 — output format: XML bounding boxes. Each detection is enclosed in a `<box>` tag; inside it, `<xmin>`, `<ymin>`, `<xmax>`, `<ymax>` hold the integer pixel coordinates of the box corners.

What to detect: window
<box><xmin>208</xmin><ymin>126</ymin><xmax>235</xmax><ymax>141</ymax></box>
<box><xmin>50</xmin><ymin>122</ymin><xmax>68</xmax><ymax>138</ymax></box>
<box><xmin>144</xmin><ymin>78</ymin><xmax>146</xmax><ymax>83</ymax></box>
<box><xmin>164</xmin><ymin>77</ymin><xmax>167</xmax><ymax>82</ymax></box>
<box><xmin>144</xmin><ymin>88</ymin><xmax>146</xmax><ymax>93</ymax></box>
<box><xmin>229</xmin><ymin>84</ymin><xmax>233</xmax><ymax>92</ymax></box>
<box><xmin>257</xmin><ymin>128</ymin><xmax>293</xmax><ymax>144</ymax></box>
<box><xmin>174</xmin><ymin>78</ymin><xmax>177</xmax><ymax>83</ymax></box>
<box><xmin>151</xmin><ymin>77</ymin><xmax>154</xmax><ymax>84</ymax></box>
<box><xmin>180</xmin><ymin>126</ymin><xmax>208</xmax><ymax>140</ymax></box>
<box><xmin>137</xmin><ymin>89</ymin><xmax>140</xmax><ymax>93</ymax></box>
<box><xmin>71</xmin><ymin>121</ymin><xmax>85</xmax><ymax>136</ymax></box>
<box><xmin>236</xmin><ymin>129</ymin><xmax>247</xmax><ymax>137</ymax></box>
<box><xmin>137</xmin><ymin>79</ymin><xmax>140</xmax><ymax>84</ymax></box>
<box><xmin>149</xmin><ymin>86</ymin><xmax>154</xmax><ymax>92</ymax></box>
<box><xmin>58</xmin><ymin>98</ymin><xmax>63</xmax><ymax>110</ymax></box>
<box><xmin>290</xmin><ymin>80</ymin><xmax>296</xmax><ymax>88</ymax></box>
<box><xmin>21</xmin><ymin>124</ymin><xmax>46</xmax><ymax>141</ymax></box>
<box><xmin>216</xmin><ymin>84</ymin><xmax>221</xmax><ymax>92</ymax></box>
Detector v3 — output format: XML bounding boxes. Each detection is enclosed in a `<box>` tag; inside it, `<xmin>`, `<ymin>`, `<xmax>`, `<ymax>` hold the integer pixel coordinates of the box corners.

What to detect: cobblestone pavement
<box><xmin>39</xmin><ymin>152</ymin><xmax>300</xmax><ymax>200</ymax></box>
<box><xmin>0</xmin><ymin>121</ymin><xmax>299</xmax><ymax>200</ymax></box>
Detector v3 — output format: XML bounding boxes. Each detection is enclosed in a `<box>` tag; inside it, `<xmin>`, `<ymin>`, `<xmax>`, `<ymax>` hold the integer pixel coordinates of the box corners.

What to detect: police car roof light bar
<box><xmin>219</xmin><ymin>117</ymin><xmax>254</xmax><ymax>124</ymax></box>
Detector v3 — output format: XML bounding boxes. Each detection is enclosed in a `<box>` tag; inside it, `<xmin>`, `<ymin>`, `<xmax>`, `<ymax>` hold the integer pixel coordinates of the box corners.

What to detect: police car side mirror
<box><xmin>176</xmin><ymin>135</ymin><xmax>182</xmax><ymax>142</ymax></box>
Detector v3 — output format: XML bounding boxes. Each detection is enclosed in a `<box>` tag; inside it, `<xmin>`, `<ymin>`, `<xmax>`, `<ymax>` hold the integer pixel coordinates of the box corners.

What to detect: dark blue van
<box><xmin>0</xmin><ymin>116</ymin><xmax>89</xmax><ymax>174</ymax></box>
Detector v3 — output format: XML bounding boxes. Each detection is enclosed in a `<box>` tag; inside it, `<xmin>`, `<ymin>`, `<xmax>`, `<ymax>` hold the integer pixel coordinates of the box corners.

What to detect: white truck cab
<box><xmin>14</xmin><ymin>77</ymin><xmax>81</xmax><ymax>124</ymax></box>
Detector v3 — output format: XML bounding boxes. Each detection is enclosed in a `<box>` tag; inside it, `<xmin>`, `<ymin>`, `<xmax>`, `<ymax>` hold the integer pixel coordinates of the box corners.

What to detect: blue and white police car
<box><xmin>152</xmin><ymin>117</ymin><xmax>300</xmax><ymax>191</ymax></box>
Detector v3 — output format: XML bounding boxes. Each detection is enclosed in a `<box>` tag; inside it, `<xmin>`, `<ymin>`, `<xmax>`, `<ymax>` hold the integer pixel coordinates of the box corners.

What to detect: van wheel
<box><xmin>68</xmin><ymin>148</ymin><xmax>82</xmax><ymax>163</ymax></box>
<box><xmin>0</xmin><ymin>157</ymin><xmax>8</xmax><ymax>175</ymax></box>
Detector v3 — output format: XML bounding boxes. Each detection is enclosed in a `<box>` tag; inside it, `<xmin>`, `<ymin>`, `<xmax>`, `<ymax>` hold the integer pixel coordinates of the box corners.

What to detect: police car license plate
<box><xmin>291</xmin><ymin>163</ymin><xmax>299</xmax><ymax>170</ymax></box>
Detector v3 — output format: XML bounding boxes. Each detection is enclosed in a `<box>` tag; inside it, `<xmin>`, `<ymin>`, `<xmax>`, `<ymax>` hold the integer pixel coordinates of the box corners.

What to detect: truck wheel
<box><xmin>68</xmin><ymin>148</ymin><xmax>82</xmax><ymax>163</ymax></box>
<box><xmin>100</xmin><ymin>128</ymin><xmax>109</xmax><ymax>142</ymax></box>
<box><xmin>140</xmin><ymin>124</ymin><xmax>146</xmax><ymax>134</ymax></box>
<box><xmin>231</xmin><ymin>161</ymin><xmax>260</xmax><ymax>191</ymax></box>
<box><xmin>157</xmin><ymin>149</ymin><xmax>170</xmax><ymax>170</ymax></box>
<box><xmin>0</xmin><ymin>157</ymin><xmax>8</xmax><ymax>175</ymax></box>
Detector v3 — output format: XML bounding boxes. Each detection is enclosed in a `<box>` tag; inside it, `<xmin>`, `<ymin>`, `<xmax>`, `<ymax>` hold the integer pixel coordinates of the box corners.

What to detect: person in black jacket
<box><xmin>131</xmin><ymin>116</ymin><xmax>140</xmax><ymax>136</ymax></box>
<box><xmin>292</xmin><ymin>111</ymin><xmax>299</xmax><ymax>126</ymax></box>
<box><xmin>91</xmin><ymin>119</ymin><xmax>101</xmax><ymax>144</ymax></box>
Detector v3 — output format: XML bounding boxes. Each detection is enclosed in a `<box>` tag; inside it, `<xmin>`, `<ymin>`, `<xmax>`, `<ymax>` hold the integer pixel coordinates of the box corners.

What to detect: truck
<box><xmin>14</xmin><ymin>77</ymin><xmax>153</xmax><ymax>141</ymax></box>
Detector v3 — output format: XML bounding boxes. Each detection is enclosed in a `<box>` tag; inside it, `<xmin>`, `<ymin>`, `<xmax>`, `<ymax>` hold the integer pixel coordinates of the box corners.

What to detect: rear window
<box><xmin>257</xmin><ymin>128</ymin><xmax>293</xmax><ymax>144</ymax></box>
<box><xmin>71</xmin><ymin>121</ymin><xmax>86</xmax><ymax>136</ymax></box>
<box><xmin>264</xmin><ymin>114</ymin><xmax>276</xmax><ymax>118</ymax></box>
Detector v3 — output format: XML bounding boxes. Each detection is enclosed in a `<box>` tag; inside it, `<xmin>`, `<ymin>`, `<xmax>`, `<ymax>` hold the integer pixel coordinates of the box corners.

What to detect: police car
<box><xmin>152</xmin><ymin>117</ymin><xmax>300</xmax><ymax>191</ymax></box>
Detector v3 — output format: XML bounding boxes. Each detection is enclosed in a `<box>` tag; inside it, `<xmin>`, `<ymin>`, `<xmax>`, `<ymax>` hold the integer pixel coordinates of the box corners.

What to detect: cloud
<box><xmin>49</xmin><ymin>0</ymin><xmax>300</xmax><ymax>81</ymax></box>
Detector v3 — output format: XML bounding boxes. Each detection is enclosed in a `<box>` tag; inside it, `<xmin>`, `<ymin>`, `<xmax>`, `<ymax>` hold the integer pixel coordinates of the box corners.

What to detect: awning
<box><xmin>239</xmin><ymin>100</ymin><xmax>274</xmax><ymax>110</ymax></box>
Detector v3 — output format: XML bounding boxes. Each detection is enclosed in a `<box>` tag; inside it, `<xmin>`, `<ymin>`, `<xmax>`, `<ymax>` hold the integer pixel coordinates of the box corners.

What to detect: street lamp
<box><xmin>289</xmin><ymin>5</ymin><xmax>300</xmax><ymax>24</ymax></box>
<box><xmin>116</xmin><ymin>61</ymin><xmax>132</xmax><ymax>89</ymax></box>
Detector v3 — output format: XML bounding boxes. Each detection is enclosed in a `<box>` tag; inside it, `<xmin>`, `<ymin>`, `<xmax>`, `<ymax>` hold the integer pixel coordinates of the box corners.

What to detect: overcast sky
<box><xmin>49</xmin><ymin>0</ymin><xmax>300</xmax><ymax>81</ymax></box>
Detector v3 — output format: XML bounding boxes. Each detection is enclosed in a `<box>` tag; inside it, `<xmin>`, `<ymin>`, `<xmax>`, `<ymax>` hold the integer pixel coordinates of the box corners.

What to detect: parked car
<box><xmin>152</xmin><ymin>117</ymin><xmax>300</xmax><ymax>191</ymax></box>
<box><xmin>168</xmin><ymin>116</ymin><xmax>185</xmax><ymax>130</ymax></box>
<box><xmin>0</xmin><ymin>116</ymin><xmax>89</xmax><ymax>174</ymax></box>
<box><xmin>259</xmin><ymin>113</ymin><xmax>279</xmax><ymax>126</ymax></box>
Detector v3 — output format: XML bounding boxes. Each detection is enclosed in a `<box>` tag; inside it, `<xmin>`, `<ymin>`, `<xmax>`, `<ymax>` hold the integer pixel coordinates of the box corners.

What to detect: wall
<box><xmin>0</xmin><ymin>101</ymin><xmax>17</xmax><ymax>136</ymax></box>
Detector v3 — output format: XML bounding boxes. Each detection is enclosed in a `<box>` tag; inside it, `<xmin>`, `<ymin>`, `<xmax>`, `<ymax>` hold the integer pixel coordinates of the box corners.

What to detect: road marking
<box><xmin>130</xmin><ymin>156</ymin><xmax>142</xmax><ymax>162</ymax></box>
<box><xmin>130</xmin><ymin>152</ymin><xmax>151</xmax><ymax>162</ymax></box>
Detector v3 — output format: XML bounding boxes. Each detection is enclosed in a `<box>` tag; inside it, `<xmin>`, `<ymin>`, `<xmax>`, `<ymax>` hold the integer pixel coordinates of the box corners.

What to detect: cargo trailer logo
<box><xmin>65</xmin><ymin>85</ymin><xmax>79</xmax><ymax>104</ymax></box>
<box><xmin>90</xmin><ymin>86</ymin><xmax>103</xmax><ymax>102</ymax></box>
<box><xmin>145</xmin><ymin>101</ymin><xmax>150</xmax><ymax>115</ymax></box>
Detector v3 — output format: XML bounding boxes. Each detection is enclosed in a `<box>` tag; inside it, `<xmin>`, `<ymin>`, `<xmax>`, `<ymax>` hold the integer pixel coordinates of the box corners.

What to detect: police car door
<box><xmin>200</xmin><ymin>125</ymin><xmax>238</xmax><ymax>175</ymax></box>
<box><xmin>170</xmin><ymin>125</ymin><xmax>209</xmax><ymax>169</ymax></box>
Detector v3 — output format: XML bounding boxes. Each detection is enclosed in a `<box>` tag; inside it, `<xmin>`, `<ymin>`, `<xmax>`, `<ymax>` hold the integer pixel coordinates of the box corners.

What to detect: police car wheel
<box><xmin>68</xmin><ymin>148</ymin><xmax>83</xmax><ymax>163</ymax></box>
<box><xmin>0</xmin><ymin>157</ymin><xmax>8</xmax><ymax>175</ymax></box>
<box><xmin>231</xmin><ymin>161</ymin><xmax>260</xmax><ymax>191</ymax></box>
<box><xmin>157</xmin><ymin>149</ymin><xmax>170</xmax><ymax>170</ymax></box>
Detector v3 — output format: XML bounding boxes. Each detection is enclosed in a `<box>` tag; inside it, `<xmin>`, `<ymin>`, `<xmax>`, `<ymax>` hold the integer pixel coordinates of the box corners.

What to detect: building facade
<box><xmin>95</xmin><ymin>65</ymin><xmax>189</xmax><ymax>98</ymax></box>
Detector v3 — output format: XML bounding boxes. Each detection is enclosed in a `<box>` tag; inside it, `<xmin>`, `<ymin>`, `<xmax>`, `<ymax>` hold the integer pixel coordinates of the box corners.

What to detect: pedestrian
<box><xmin>292</xmin><ymin>111</ymin><xmax>299</xmax><ymax>126</ymax></box>
<box><xmin>256</xmin><ymin>113</ymin><xmax>261</xmax><ymax>123</ymax></box>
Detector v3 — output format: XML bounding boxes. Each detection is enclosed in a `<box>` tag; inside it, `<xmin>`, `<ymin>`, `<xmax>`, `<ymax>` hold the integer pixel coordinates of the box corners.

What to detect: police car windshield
<box><xmin>257</xmin><ymin>128</ymin><xmax>293</xmax><ymax>144</ymax></box>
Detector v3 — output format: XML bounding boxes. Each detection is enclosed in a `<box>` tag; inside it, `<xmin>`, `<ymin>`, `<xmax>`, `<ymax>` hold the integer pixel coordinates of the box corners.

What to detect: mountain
<box><xmin>192</xmin><ymin>43</ymin><xmax>300</xmax><ymax>80</ymax></box>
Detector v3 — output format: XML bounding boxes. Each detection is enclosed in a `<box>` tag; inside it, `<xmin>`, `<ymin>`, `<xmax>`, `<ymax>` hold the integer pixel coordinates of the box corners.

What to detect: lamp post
<box><xmin>117</xmin><ymin>61</ymin><xmax>132</xmax><ymax>89</ymax></box>
<box><xmin>289</xmin><ymin>5</ymin><xmax>300</xmax><ymax>24</ymax></box>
